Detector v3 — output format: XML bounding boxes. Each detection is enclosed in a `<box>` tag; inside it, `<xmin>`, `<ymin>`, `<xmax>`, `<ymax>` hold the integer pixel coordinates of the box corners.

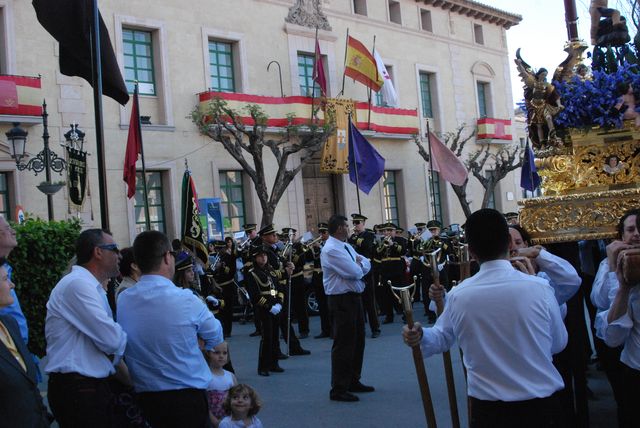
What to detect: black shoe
<box><xmin>330</xmin><ymin>391</ymin><xmax>359</xmax><ymax>402</ymax></box>
<box><xmin>300</xmin><ymin>332</ymin><xmax>309</xmax><ymax>339</ymax></box>
<box><xmin>382</xmin><ymin>318</ymin><xmax>393</xmax><ymax>324</ymax></box>
<box><xmin>276</xmin><ymin>353</ymin><xmax>289</xmax><ymax>360</ymax></box>
<box><xmin>249</xmin><ymin>331</ymin><xmax>261</xmax><ymax>337</ymax></box>
<box><xmin>315</xmin><ymin>332</ymin><xmax>330</xmax><ymax>339</ymax></box>
<box><xmin>371</xmin><ymin>330</ymin><xmax>381</xmax><ymax>338</ymax></box>
<box><xmin>269</xmin><ymin>366</ymin><xmax>284</xmax><ymax>373</ymax></box>
<box><xmin>290</xmin><ymin>348</ymin><xmax>311</xmax><ymax>356</ymax></box>
<box><xmin>258</xmin><ymin>370</ymin><xmax>270</xmax><ymax>376</ymax></box>
<box><xmin>348</xmin><ymin>382</ymin><xmax>375</xmax><ymax>393</ymax></box>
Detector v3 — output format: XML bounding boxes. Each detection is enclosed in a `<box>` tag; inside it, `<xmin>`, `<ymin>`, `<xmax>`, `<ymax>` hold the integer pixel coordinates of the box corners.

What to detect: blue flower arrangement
<box><xmin>554</xmin><ymin>62</ymin><xmax>640</xmax><ymax>130</ymax></box>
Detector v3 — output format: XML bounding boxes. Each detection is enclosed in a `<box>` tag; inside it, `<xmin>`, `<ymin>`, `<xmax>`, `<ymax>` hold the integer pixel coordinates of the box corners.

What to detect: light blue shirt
<box><xmin>321</xmin><ymin>236</ymin><xmax>371</xmax><ymax>295</ymax></box>
<box><xmin>0</xmin><ymin>263</ymin><xmax>29</xmax><ymax>343</ymax></box>
<box><xmin>117</xmin><ymin>274</ymin><xmax>223</xmax><ymax>392</ymax></box>
<box><xmin>420</xmin><ymin>259</ymin><xmax>567</xmax><ymax>401</ymax></box>
<box><xmin>44</xmin><ymin>266</ymin><xmax>127</xmax><ymax>378</ymax></box>
<box><xmin>598</xmin><ymin>287</ymin><xmax>640</xmax><ymax>370</ymax></box>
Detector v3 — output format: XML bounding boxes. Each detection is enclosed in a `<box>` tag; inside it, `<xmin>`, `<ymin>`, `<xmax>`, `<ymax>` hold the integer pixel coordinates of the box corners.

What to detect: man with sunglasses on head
<box><xmin>44</xmin><ymin>229</ymin><xmax>127</xmax><ymax>428</ymax></box>
<box><xmin>118</xmin><ymin>230</ymin><xmax>223</xmax><ymax>428</ymax></box>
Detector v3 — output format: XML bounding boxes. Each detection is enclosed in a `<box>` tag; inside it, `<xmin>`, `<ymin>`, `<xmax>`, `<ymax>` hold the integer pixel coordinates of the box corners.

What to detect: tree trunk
<box><xmin>481</xmin><ymin>181</ymin><xmax>497</xmax><ymax>209</ymax></box>
<box><xmin>451</xmin><ymin>182</ymin><xmax>473</xmax><ymax>218</ymax></box>
<box><xmin>260</xmin><ymin>203</ymin><xmax>276</xmax><ymax>228</ymax></box>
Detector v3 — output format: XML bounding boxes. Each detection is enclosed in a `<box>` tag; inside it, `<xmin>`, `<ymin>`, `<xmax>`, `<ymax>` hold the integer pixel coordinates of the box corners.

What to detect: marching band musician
<box><xmin>258</xmin><ymin>225</ymin><xmax>310</xmax><ymax>357</ymax></box>
<box><xmin>420</xmin><ymin>220</ymin><xmax>450</xmax><ymax>323</ymax></box>
<box><xmin>282</xmin><ymin>227</ymin><xmax>310</xmax><ymax>339</ymax></box>
<box><xmin>244</xmin><ymin>245</ymin><xmax>286</xmax><ymax>376</ymax></box>
<box><xmin>409</xmin><ymin>223</ymin><xmax>427</xmax><ymax>303</ymax></box>
<box><xmin>210</xmin><ymin>240</ymin><xmax>238</xmax><ymax>339</ymax></box>
<box><xmin>239</xmin><ymin>224</ymin><xmax>262</xmax><ymax>337</ymax></box>
<box><xmin>348</xmin><ymin>214</ymin><xmax>381</xmax><ymax>338</ymax></box>
<box><xmin>371</xmin><ymin>224</ymin><xmax>384</xmax><ymax>320</ymax></box>
<box><xmin>375</xmin><ymin>223</ymin><xmax>406</xmax><ymax>324</ymax></box>
<box><xmin>310</xmin><ymin>222</ymin><xmax>331</xmax><ymax>338</ymax></box>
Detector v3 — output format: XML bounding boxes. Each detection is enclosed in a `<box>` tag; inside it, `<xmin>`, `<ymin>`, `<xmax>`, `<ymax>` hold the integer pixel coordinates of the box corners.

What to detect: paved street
<box><xmin>41</xmin><ymin>303</ymin><xmax>616</xmax><ymax>427</ymax></box>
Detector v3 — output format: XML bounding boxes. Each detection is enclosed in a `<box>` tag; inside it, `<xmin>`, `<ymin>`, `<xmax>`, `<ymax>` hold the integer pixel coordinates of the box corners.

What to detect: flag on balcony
<box><xmin>344</xmin><ymin>36</ymin><xmax>383</xmax><ymax>92</ymax></box>
<box><xmin>313</xmin><ymin>40</ymin><xmax>327</xmax><ymax>97</ymax></box>
<box><xmin>181</xmin><ymin>168</ymin><xmax>209</xmax><ymax>267</ymax></box>
<box><xmin>32</xmin><ymin>0</ymin><xmax>129</xmax><ymax>105</ymax></box>
<box><xmin>373</xmin><ymin>50</ymin><xmax>398</xmax><ymax>108</ymax></box>
<box><xmin>520</xmin><ymin>141</ymin><xmax>541</xmax><ymax>192</ymax></box>
<box><xmin>0</xmin><ymin>75</ymin><xmax>43</xmax><ymax>116</ymax></box>
<box><xmin>320</xmin><ymin>98</ymin><xmax>353</xmax><ymax>174</ymax></box>
<box><xmin>348</xmin><ymin>119</ymin><xmax>385</xmax><ymax>194</ymax></box>
<box><xmin>428</xmin><ymin>131</ymin><xmax>467</xmax><ymax>186</ymax></box>
<box><xmin>477</xmin><ymin>118</ymin><xmax>512</xmax><ymax>141</ymax></box>
<box><xmin>123</xmin><ymin>84</ymin><xmax>142</xmax><ymax>198</ymax></box>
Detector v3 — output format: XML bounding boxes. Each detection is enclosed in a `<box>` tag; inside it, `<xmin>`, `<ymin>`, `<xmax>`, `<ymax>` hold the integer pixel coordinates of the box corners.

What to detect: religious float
<box><xmin>517</xmin><ymin>0</ymin><xmax>640</xmax><ymax>244</ymax></box>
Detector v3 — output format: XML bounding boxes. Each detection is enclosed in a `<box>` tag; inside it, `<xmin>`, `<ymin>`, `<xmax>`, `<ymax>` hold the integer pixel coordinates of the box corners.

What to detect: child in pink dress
<box><xmin>205</xmin><ymin>341</ymin><xmax>237</xmax><ymax>427</ymax></box>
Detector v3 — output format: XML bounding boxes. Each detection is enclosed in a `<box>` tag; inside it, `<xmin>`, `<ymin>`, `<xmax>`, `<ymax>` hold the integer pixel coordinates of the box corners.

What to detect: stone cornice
<box><xmin>416</xmin><ymin>0</ymin><xmax>522</xmax><ymax>29</ymax></box>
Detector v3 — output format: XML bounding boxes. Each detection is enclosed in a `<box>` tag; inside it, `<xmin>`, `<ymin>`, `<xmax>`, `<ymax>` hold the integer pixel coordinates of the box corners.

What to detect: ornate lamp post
<box><xmin>5</xmin><ymin>101</ymin><xmax>67</xmax><ymax>220</ymax></box>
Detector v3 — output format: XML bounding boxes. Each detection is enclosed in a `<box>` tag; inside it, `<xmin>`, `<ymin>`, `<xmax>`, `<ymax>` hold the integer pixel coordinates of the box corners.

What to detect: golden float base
<box><xmin>519</xmin><ymin>188</ymin><xmax>640</xmax><ymax>244</ymax></box>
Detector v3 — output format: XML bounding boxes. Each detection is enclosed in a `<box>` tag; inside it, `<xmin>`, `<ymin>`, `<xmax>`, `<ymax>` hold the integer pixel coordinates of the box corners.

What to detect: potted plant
<box><xmin>36</xmin><ymin>180</ymin><xmax>66</xmax><ymax>195</ymax></box>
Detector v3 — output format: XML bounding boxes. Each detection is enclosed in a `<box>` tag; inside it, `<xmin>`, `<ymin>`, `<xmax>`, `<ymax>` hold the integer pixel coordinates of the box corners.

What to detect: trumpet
<box><xmin>237</xmin><ymin>236</ymin><xmax>251</xmax><ymax>250</ymax></box>
<box><xmin>304</xmin><ymin>236</ymin><xmax>323</xmax><ymax>247</ymax></box>
<box><xmin>383</xmin><ymin>235</ymin><xmax>393</xmax><ymax>246</ymax></box>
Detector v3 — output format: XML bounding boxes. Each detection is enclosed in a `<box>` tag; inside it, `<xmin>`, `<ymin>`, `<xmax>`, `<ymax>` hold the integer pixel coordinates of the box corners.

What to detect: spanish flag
<box><xmin>344</xmin><ymin>36</ymin><xmax>383</xmax><ymax>92</ymax></box>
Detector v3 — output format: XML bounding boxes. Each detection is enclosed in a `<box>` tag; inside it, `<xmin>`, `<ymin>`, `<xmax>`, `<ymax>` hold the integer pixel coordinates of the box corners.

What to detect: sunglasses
<box><xmin>352</xmin><ymin>220</ymin><xmax>361</xmax><ymax>225</ymax></box>
<box><xmin>168</xmin><ymin>250</ymin><xmax>177</xmax><ymax>258</ymax></box>
<box><xmin>98</xmin><ymin>243</ymin><xmax>120</xmax><ymax>253</ymax></box>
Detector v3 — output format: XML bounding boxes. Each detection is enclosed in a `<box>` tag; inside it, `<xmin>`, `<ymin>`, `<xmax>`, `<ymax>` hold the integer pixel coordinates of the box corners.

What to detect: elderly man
<box><xmin>45</xmin><ymin>229</ymin><xmax>127</xmax><ymax>427</ymax></box>
<box><xmin>322</xmin><ymin>214</ymin><xmax>374</xmax><ymax>402</ymax></box>
<box><xmin>0</xmin><ymin>217</ymin><xmax>28</xmax><ymax>343</ymax></box>
<box><xmin>118</xmin><ymin>230</ymin><xmax>223</xmax><ymax>428</ymax></box>
<box><xmin>404</xmin><ymin>209</ymin><xmax>567</xmax><ymax>427</ymax></box>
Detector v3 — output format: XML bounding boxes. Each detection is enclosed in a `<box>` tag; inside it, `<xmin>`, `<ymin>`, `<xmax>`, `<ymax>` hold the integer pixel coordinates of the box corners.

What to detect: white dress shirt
<box><xmin>44</xmin><ymin>266</ymin><xmax>127</xmax><ymax>378</ymax></box>
<box><xmin>591</xmin><ymin>258</ymin><xmax>620</xmax><ymax>338</ymax></box>
<box><xmin>420</xmin><ymin>259</ymin><xmax>567</xmax><ymax>401</ymax></box>
<box><xmin>598</xmin><ymin>287</ymin><xmax>640</xmax><ymax>370</ymax></box>
<box><xmin>321</xmin><ymin>236</ymin><xmax>371</xmax><ymax>295</ymax></box>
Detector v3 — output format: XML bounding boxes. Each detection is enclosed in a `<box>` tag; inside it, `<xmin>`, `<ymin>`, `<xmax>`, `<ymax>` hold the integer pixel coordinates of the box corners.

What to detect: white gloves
<box><xmin>206</xmin><ymin>296</ymin><xmax>220</xmax><ymax>307</ymax></box>
<box><xmin>270</xmin><ymin>303</ymin><xmax>282</xmax><ymax>315</ymax></box>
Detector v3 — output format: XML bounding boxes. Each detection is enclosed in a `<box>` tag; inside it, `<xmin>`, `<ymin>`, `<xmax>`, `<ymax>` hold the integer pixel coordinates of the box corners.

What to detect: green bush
<box><xmin>8</xmin><ymin>218</ymin><xmax>81</xmax><ymax>357</ymax></box>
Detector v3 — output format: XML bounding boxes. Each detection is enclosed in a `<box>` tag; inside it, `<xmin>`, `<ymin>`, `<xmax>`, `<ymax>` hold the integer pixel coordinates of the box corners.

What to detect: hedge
<box><xmin>8</xmin><ymin>218</ymin><xmax>81</xmax><ymax>357</ymax></box>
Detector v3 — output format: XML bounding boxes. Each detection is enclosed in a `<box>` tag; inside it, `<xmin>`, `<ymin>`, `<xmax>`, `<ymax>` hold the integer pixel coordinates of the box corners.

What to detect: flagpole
<box><xmin>426</xmin><ymin>122</ymin><xmax>437</xmax><ymax>221</ymax></box>
<box><xmin>367</xmin><ymin>35</ymin><xmax>377</xmax><ymax>131</ymax></box>
<box><xmin>134</xmin><ymin>82</ymin><xmax>152</xmax><ymax>231</ymax></box>
<box><xmin>310</xmin><ymin>26</ymin><xmax>318</xmax><ymax>123</ymax></box>
<box><xmin>349</xmin><ymin>114</ymin><xmax>363</xmax><ymax>215</ymax></box>
<box><xmin>90</xmin><ymin>0</ymin><xmax>109</xmax><ymax>229</ymax></box>
<box><xmin>340</xmin><ymin>28</ymin><xmax>349</xmax><ymax>97</ymax></box>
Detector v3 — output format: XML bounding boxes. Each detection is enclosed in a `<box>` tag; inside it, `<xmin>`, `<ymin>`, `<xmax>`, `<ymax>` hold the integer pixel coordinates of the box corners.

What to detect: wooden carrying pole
<box><xmin>429</xmin><ymin>249</ymin><xmax>460</xmax><ymax>428</ymax></box>
<box><xmin>393</xmin><ymin>282</ymin><xmax>437</xmax><ymax>428</ymax></box>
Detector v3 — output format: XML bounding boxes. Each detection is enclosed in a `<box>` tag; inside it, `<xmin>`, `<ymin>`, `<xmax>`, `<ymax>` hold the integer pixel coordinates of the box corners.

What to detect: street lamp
<box><xmin>5</xmin><ymin>101</ymin><xmax>67</xmax><ymax>220</ymax></box>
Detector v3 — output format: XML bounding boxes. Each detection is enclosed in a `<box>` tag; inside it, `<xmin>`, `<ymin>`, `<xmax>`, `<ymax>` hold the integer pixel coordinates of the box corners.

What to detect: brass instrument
<box><xmin>237</xmin><ymin>236</ymin><xmax>251</xmax><ymax>250</ymax></box>
<box><xmin>383</xmin><ymin>235</ymin><xmax>393</xmax><ymax>246</ymax></box>
<box><xmin>304</xmin><ymin>236</ymin><xmax>323</xmax><ymax>248</ymax></box>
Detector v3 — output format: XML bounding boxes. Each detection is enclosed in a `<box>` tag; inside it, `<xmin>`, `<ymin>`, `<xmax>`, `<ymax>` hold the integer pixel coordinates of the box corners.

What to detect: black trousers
<box><xmin>277</xmin><ymin>292</ymin><xmax>304</xmax><ymax>353</ymax></box>
<box><xmin>291</xmin><ymin>276</ymin><xmax>309</xmax><ymax>334</ymax></box>
<box><xmin>220</xmin><ymin>283</ymin><xmax>236</xmax><ymax>337</ymax></box>
<box><xmin>313</xmin><ymin>272</ymin><xmax>331</xmax><ymax>335</ymax></box>
<box><xmin>361</xmin><ymin>273</ymin><xmax>379</xmax><ymax>333</ymax></box>
<box><xmin>469</xmin><ymin>391</ymin><xmax>563</xmax><ymax>428</ymax></box>
<box><xmin>137</xmin><ymin>388</ymin><xmax>208</xmax><ymax>428</ymax></box>
<box><xmin>328</xmin><ymin>292</ymin><xmax>365</xmax><ymax>394</ymax></box>
<box><xmin>256</xmin><ymin>307</ymin><xmax>279</xmax><ymax>371</ymax></box>
<box><xmin>619</xmin><ymin>363</ymin><xmax>640</xmax><ymax>428</ymax></box>
<box><xmin>380</xmin><ymin>266</ymin><xmax>403</xmax><ymax>319</ymax></box>
<box><xmin>48</xmin><ymin>372</ymin><xmax>112</xmax><ymax>428</ymax></box>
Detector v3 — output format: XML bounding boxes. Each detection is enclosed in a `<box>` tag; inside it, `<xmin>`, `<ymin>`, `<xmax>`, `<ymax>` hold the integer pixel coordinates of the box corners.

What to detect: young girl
<box><xmin>205</xmin><ymin>342</ymin><xmax>237</xmax><ymax>427</ymax></box>
<box><xmin>218</xmin><ymin>384</ymin><xmax>263</xmax><ymax>428</ymax></box>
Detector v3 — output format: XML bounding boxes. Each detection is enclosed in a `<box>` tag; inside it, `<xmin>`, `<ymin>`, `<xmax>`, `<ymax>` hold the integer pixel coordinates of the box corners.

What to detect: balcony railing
<box><xmin>476</xmin><ymin>117</ymin><xmax>513</xmax><ymax>142</ymax></box>
<box><xmin>198</xmin><ymin>91</ymin><xmax>419</xmax><ymax>136</ymax></box>
<box><xmin>0</xmin><ymin>75</ymin><xmax>42</xmax><ymax>117</ymax></box>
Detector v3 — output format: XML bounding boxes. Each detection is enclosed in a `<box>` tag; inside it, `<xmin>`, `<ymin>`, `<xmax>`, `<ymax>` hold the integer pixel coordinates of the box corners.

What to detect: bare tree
<box><xmin>192</xmin><ymin>97</ymin><xmax>334</xmax><ymax>226</ymax></box>
<box><xmin>414</xmin><ymin>125</ymin><xmax>523</xmax><ymax>218</ymax></box>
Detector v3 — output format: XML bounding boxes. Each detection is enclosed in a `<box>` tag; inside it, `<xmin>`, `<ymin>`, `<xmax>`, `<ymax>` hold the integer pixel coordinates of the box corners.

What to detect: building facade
<box><xmin>0</xmin><ymin>0</ymin><xmax>521</xmax><ymax>244</ymax></box>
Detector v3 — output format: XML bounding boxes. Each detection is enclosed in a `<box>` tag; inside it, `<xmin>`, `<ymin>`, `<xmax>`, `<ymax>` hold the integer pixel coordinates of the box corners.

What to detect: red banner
<box><xmin>0</xmin><ymin>75</ymin><xmax>42</xmax><ymax>116</ymax></box>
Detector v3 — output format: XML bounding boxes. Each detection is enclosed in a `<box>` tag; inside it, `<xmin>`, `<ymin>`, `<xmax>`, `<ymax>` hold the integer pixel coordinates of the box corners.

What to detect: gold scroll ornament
<box><xmin>320</xmin><ymin>98</ymin><xmax>355</xmax><ymax>174</ymax></box>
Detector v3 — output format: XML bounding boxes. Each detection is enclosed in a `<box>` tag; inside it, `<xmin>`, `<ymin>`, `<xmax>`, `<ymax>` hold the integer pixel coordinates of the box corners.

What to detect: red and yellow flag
<box><xmin>344</xmin><ymin>36</ymin><xmax>383</xmax><ymax>92</ymax></box>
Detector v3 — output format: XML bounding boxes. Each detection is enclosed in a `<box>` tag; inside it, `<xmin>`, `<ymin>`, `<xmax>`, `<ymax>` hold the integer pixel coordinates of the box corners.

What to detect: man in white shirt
<box><xmin>403</xmin><ymin>209</ymin><xmax>567</xmax><ymax>427</ymax></box>
<box><xmin>45</xmin><ymin>229</ymin><xmax>126</xmax><ymax>428</ymax></box>
<box><xmin>321</xmin><ymin>214</ymin><xmax>374</xmax><ymax>402</ymax></box>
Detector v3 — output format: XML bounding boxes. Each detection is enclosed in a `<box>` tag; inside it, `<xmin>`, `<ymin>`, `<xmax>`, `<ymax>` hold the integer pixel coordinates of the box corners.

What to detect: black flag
<box><xmin>32</xmin><ymin>0</ymin><xmax>129</xmax><ymax>105</ymax></box>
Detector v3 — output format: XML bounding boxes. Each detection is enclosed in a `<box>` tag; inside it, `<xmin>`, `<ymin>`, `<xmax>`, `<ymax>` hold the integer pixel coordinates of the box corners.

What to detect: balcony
<box><xmin>0</xmin><ymin>75</ymin><xmax>43</xmax><ymax>124</ymax></box>
<box><xmin>197</xmin><ymin>91</ymin><xmax>419</xmax><ymax>137</ymax></box>
<box><xmin>476</xmin><ymin>117</ymin><xmax>513</xmax><ymax>143</ymax></box>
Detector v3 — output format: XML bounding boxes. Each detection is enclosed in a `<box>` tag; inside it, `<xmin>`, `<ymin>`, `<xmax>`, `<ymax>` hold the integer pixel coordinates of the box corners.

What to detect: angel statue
<box><xmin>515</xmin><ymin>49</ymin><xmax>565</xmax><ymax>148</ymax></box>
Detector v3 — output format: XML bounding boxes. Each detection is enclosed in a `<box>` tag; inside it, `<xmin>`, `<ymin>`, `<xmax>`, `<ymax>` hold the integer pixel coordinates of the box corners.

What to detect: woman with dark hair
<box><xmin>0</xmin><ymin>257</ymin><xmax>50</xmax><ymax>427</ymax></box>
<box><xmin>116</xmin><ymin>247</ymin><xmax>141</xmax><ymax>300</ymax></box>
